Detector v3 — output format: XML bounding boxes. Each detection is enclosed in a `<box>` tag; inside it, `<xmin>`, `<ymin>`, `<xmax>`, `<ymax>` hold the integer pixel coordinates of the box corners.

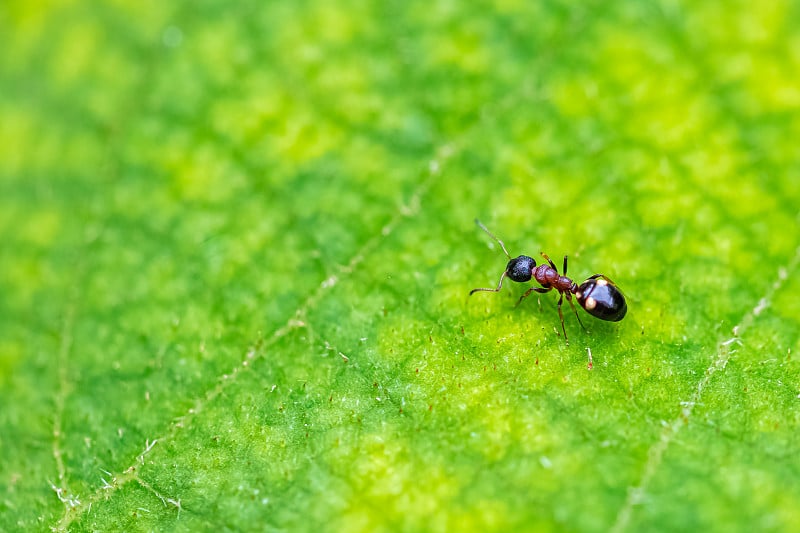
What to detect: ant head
<box><xmin>506</xmin><ymin>255</ymin><xmax>536</xmax><ymax>282</ymax></box>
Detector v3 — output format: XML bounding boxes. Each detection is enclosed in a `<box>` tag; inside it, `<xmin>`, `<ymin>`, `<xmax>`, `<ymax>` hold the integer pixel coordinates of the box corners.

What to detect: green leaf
<box><xmin>2</xmin><ymin>0</ymin><xmax>800</xmax><ymax>531</ymax></box>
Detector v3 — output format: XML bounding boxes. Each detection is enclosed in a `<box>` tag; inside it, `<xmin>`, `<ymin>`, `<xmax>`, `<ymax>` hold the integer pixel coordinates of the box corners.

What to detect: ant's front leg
<box><xmin>516</xmin><ymin>286</ymin><xmax>550</xmax><ymax>307</ymax></box>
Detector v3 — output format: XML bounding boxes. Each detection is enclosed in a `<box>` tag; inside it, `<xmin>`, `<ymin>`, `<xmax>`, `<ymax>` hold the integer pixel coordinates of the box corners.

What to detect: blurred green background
<box><xmin>2</xmin><ymin>0</ymin><xmax>800</xmax><ymax>531</ymax></box>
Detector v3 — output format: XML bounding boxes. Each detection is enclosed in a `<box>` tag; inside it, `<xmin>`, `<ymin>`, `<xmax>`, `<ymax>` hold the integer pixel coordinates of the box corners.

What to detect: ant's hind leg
<box><xmin>470</xmin><ymin>271</ymin><xmax>507</xmax><ymax>296</ymax></box>
<box><xmin>563</xmin><ymin>255</ymin><xmax>568</xmax><ymax>275</ymax></box>
<box><xmin>586</xmin><ymin>274</ymin><xmax>619</xmax><ymax>287</ymax></box>
<box><xmin>567</xmin><ymin>295</ymin><xmax>587</xmax><ymax>331</ymax></box>
<box><xmin>516</xmin><ymin>286</ymin><xmax>550</xmax><ymax>307</ymax></box>
<box><xmin>540</xmin><ymin>252</ymin><xmax>558</xmax><ymax>271</ymax></box>
<box><xmin>557</xmin><ymin>293</ymin><xmax>569</xmax><ymax>343</ymax></box>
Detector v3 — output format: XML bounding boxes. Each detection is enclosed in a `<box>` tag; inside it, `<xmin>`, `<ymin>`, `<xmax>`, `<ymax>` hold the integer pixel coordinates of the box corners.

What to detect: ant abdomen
<box><xmin>575</xmin><ymin>276</ymin><xmax>627</xmax><ymax>322</ymax></box>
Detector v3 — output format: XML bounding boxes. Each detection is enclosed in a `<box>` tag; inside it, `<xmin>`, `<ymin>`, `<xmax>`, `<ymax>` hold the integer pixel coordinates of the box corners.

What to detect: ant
<box><xmin>469</xmin><ymin>219</ymin><xmax>627</xmax><ymax>344</ymax></box>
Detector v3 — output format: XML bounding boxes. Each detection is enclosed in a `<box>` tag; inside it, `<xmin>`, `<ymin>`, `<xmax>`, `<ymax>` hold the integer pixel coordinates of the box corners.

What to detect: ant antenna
<box><xmin>475</xmin><ymin>219</ymin><xmax>511</xmax><ymax>259</ymax></box>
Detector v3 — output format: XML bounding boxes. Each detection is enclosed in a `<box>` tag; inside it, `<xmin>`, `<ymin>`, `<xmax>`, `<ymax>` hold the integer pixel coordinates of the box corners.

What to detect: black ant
<box><xmin>469</xmin><ymin>219</ymin><xmax>627</xmax><ymax>344</ymax></box>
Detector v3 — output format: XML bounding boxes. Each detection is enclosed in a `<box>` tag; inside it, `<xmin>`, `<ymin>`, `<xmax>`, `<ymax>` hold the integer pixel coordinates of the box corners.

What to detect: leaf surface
<box><xmin>1</xmin><ymin>1</ymin><xmax>800</xmax><ymax>531</ymax></box>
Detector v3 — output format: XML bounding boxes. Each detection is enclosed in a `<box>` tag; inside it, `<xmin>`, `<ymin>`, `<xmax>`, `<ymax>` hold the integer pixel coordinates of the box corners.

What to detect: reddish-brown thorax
<box><xmin>533</xmin><ymin>265</ymin><xmax>578</xmax><ymax>293</ymax></box>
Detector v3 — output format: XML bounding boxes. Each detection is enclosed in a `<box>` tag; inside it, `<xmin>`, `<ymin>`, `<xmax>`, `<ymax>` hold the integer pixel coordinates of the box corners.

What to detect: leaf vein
<box><xmin>49</xmin><ymin>147</ymin><xmax>448</xmax><ymax>531</ymax></box>
<box><xmin>610</xmin><ymin>245</ymin><xmax>800</xmax><ymax>533</ymax></box>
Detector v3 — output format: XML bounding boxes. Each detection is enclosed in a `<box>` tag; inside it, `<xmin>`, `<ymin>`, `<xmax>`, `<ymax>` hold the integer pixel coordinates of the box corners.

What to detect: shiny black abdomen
<box><xmin>576</xmin><ymin>278</ymin><xmax>627</xmax><ymax>321</ymax></box>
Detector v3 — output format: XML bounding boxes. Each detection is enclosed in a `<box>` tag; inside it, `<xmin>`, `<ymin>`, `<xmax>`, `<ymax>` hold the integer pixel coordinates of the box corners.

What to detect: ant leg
<box><xmin>557</xmin><ymin>292</ymin><xmax>569</xmax><ymax>343</ymax></box>
<box><xmin>540</xmin><ymin>252</ymin><xmax>558</xmax><ymax>271</ymax></box>
<box><xmin>586</xmin><ymin>273</ymin><xmax>619</xmax><ymax>287</ymax></box>
<box><xmin>516</xmin><ymin>286</ymin><xmax>550</xmax><ymax>307</ymax></box>
<box><xmin>566</xmin><ymin>294</ymin><xmax>587</xmax><ymax>331</ymax></box>
<box><xmin>469</xmin><ymin>271</ymin><xmax>507</xmax><ymax>296</ymax></box>
<box><xmin>563</xmin><ymin>255</ymin><xmax>568</xmax><ymax>275</ymax></box>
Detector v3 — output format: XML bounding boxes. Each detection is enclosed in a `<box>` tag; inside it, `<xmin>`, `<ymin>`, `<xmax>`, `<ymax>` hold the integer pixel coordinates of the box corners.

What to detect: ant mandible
<box><xmin>469</xmin><ymin>219</ymin><xmax>627</xmax><ymax>344</ymax></box>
